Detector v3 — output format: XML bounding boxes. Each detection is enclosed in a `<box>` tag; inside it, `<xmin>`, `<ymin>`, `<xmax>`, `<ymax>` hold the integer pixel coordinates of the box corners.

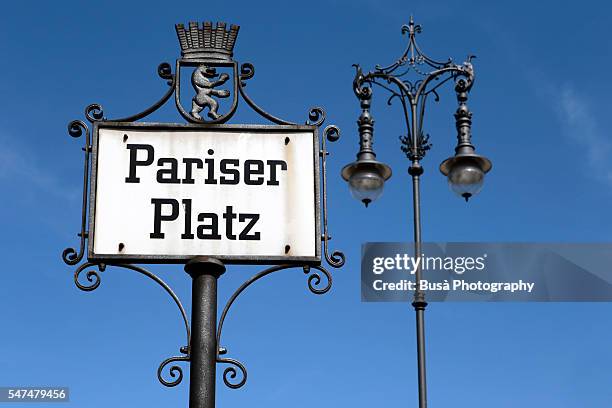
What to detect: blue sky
<box><xmin>1</xmin><ymin>0</ymin><xmax>612</xmax><ymax>407</ymax></box>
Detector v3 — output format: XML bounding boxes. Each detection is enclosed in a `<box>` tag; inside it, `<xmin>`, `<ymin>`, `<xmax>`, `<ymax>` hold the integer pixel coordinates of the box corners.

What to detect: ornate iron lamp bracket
<box><xmin>61</xmin><ymin>21</ymin><xmax>345</xmax><ymax>390</ymax></box>
<box><xmin>351</xmin><ymin>16</ymin><xmax>475</xmax><ymax>163</ymax></box>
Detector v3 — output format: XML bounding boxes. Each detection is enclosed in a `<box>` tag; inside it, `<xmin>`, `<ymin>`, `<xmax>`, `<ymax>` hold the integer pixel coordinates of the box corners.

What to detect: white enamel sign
<box><xmin>89</xmin><ymin>123</ymin><xmax>320</xmax><ymax>264</ymax></box>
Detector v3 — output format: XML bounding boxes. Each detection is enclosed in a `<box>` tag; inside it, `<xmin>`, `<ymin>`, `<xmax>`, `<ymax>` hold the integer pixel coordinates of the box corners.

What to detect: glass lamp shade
<box><xmin>447</xmin><ymin>159</ymin><xmax>485</xmax><ymax>201</ymax></box>
<box><xmin>348</xmin><ymin>169</ymin><xmax>385</xmax><ymax>207</ymax></box>
<box><xmin>342</xmin><ymin>159</ymin><xmax>392</xmax><ymax>207</ymax></box>
<box><xmin>440</xmin><ymin>152</ymin><xmax>492</xmax><ymax>202</ymax></box>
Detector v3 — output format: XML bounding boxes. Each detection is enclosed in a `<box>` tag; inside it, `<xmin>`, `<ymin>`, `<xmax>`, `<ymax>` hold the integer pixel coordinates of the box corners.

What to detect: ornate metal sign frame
<box><xmin>61</xmin><ymin>21</ymin><xmax>345</xmax><ymax>395</ymax></box>
<box><xmin>88</xmin><ymin>121</ymin><xmax>323</xmax><ymax>265</ymax></box>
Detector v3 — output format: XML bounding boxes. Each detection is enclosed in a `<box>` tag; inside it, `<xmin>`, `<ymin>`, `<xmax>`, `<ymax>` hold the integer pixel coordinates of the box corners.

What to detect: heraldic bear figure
<box><xmin>190</xmin><ymin>65</ymin><xmax>230</xmax><ymax>120</ymax></box>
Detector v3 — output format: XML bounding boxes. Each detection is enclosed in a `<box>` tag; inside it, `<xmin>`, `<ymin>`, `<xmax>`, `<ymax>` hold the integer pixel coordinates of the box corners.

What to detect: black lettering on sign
<box><xmin>239</xmin><ymin>213</ymin><xmax>261</xmax><ymax>240</ymax></box>
<box><xmin>125</xmin><ymin>144</ymin><xmax>154</xmax><ymax>183</ymax></box>
<box><xmin>181</xmin><ymin>199</ymin><xmax>194</xmax><ymax>239</ymax></box>
<box><xmin>182</xmin><ymin>158</ymin><xmax>203</xmax><ymax>184</ymax></box>
<box><xmin>267</xmin><ymin>160</ymin><xmax>288</xmax><ymax>186</ymax></box>
<box><xmin>244</xmin><ymin>160</ymin><xmax>264</xmax><ymax>185</ymax></box>
<box><xmin>204</xmin><ymin>149</ymin><xmax>217</xmax><ymax>184</ymax></box>
<box><xmin>156</xmin><ymin>158</ymin><xmax>180</xmax><ymax>183</ymax></box>
<box><xmin>219</xmin><ymin>159</ymin><xmax>239</xmax><ymax>185</ymax></box>
<box><xmin>148</xmin><ymin>200</ymin><xmax>261</xmax><ymax>241</ymax></box>
<box><xmin>197</xmin><ymin>212</ymin><xmax>221</xmax><ymax>240</ymax></box>
<box><xmin>223</xmin><ymin>205</ymin><xmax>237</xmax><ymax>240</ymax></box>
<box><xmin>150</xmin><ymin>198</ymin><xmax>179</xmax><ymax>239</ymax></box>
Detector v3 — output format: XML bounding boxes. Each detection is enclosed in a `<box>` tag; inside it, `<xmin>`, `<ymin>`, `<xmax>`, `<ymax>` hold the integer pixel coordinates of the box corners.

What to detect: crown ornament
<box><xmin>175</xmin><ymin>21</ymin><xmax>240</xmax><ymax>61</ymax></box>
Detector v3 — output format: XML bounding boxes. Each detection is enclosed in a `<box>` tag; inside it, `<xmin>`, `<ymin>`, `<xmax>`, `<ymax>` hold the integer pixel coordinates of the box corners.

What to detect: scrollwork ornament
<box><xmin>67</xmin><ymin>119</ymin><xmax>88</xmax><ymax>138</ymax></box>
<box><xmin>157</xmin><ymin>62</ymin><xmax>173</xmax><ymax>82</ymax></box>
<box><xmin>74</xmin><ymin>262</ymin><xmax>105</xmax><ymax>291</ymax></box>
<box><xmin>62</xmin><ymin>247</ymin><xmax>81</xmax><ymax>266</ymax></box>
<box><xmin>306</xmin><ymin>106</ymin><xmax>326</xmax><ymax>127</ymax></box>
<box><xmin>325</xmin><ymin>248</ymin><xmax>346</xmax><ymax>269</ymax></box>
<box><xmin>217</xmin><ymin>357</ymin><xmax>247</xmax><ymax>389</ymax></box>
<box><xmin>351</xmin><ymin>18</ymin><xmax>478</xmax><ymax>167</ymax></box>
<box><xmin>158</xmin><ymin>354</ymin><xmax>190</xmax><ymax>387</ymax></box>
<box><xmin>239</xmin><ymin>62</ymin><xmax>255</xmax><ymax>84</ymax></box>
<box><xmin>85</xmin><ymin>103</ymin><xmax>104</xmax><ymax>122</ymax></box>
<box><xmin>353</xmin><ymin>64</ymin><xmax>373</xmax><ymax>100</ymax></box>
<box><xmin>452</xmin><ymin>59</ymin><xmax>475</xmax><ymax>94</ymax></box>
<box><xmin>303</xmin><ymin>265</ymin><xmax>333</xmax><ymax>295</ymax></box>
<box><xmin>324</xmin><ymin>124</ymin><xmax>340</xmax><ymax>143</ymax></box>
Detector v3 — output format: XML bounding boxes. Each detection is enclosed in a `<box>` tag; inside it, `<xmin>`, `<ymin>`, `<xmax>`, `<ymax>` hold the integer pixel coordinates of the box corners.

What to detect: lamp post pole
<box><xmin>409</xmin><ymin>160</ymin><xmax>427</xmax><ymax>408</ymax></box>
<box><xmin>342</xmin><ymin>17</ymin><xmax>492</xmax><ymax>408</ymax></box>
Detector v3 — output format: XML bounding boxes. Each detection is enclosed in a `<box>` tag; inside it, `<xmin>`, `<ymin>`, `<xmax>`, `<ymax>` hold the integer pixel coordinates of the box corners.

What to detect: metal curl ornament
<box><xmin>68</xmin><ymin>119</ymin><xmax>88</xmax><ymax>138</ymax></box>
<box><xmin>325</xmin><ymin>249</ymin><xmax>345</xmax><ymax>268</ymax></box>
<box><xmin>85</xmin><ymin>103</ymin><xmax>104</xmax><ymax>122</ymax></box>
<box><xmin>157</xmin><ymin>62</ymin><xmax>173</xmax><ymax>82</ymax></box>
<box><xmin>324</xmin><ymin>124</ymin><xmax>340</xmax><ymax>142</ymax></box>
<box><xmin>239</xmin><ymin>62</ymin><xmax>255</xmax><ymax>84</ymax></box>
<box><xmin>74</xmin><ymin>262</ymin><xmax>105</xmax><ymax>291</ymax></box>
<box><xmin>306</xmin><ymin>107</ymin><xmax>326</xmax><ymax>127</ymax></box>
<box><xmin>303</xmin><ymin>265</ymin><xmax>333</xmax><ymax>295</ymax></box>
<box><xmin>217</xmin><ymin>357</ymin><xmax>247</xmax><ymax>389</ymax></box>
<box><xmin>353</xmin><ymin>65</ymin><xmax>373</xmax><ymax>100</ymax></box>
<box><xmin>62</xmin><ymin>247</ymin><xmax>82</xmax><ymax>266</ymax></box>
<box><xmin>157</xmin><ymin>354</ymin><xmax>190</xmax><ymax>387</ymax></box>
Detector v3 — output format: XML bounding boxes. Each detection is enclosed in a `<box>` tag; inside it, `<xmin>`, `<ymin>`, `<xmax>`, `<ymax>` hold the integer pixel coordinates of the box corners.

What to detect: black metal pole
<box><xmin>185</xmin><ymin>257</ymin><xmax>226</xmax><ymax>408</ymax></box>
<box><xmin>409</xmin><ymin>161</ymin><xmax>428</xmax><ymax>408</ymax></box>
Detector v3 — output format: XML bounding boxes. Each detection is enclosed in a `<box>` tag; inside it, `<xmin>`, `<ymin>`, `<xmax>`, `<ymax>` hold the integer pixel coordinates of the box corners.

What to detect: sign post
<box><xmin>62</xmin><ymin>22</ymin><xmax>345</xmax><ymax>408</ymax></box>
<box><xmin>185</xmin><ymin>257</ymin><xmax>224</xmax><ymax>408</ymax></box>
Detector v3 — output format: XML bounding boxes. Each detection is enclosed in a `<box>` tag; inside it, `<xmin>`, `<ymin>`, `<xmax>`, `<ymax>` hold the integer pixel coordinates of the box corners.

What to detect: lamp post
<box><xmin>342</xmin><ymin>17</ymin><xmax>492</xmax><ymax>408</ymax></box>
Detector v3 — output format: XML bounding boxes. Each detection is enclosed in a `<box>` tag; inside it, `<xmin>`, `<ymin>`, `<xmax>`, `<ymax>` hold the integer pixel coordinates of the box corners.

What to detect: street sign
<box><xmin>88</xmin><ymin>122</ymin><xmax>320</xmax><ymax>264</ymax></box>
<box><xmin>62</xmin><ymin>21</ymin><xmax>345</xmax><ymax>402</ymax></box>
